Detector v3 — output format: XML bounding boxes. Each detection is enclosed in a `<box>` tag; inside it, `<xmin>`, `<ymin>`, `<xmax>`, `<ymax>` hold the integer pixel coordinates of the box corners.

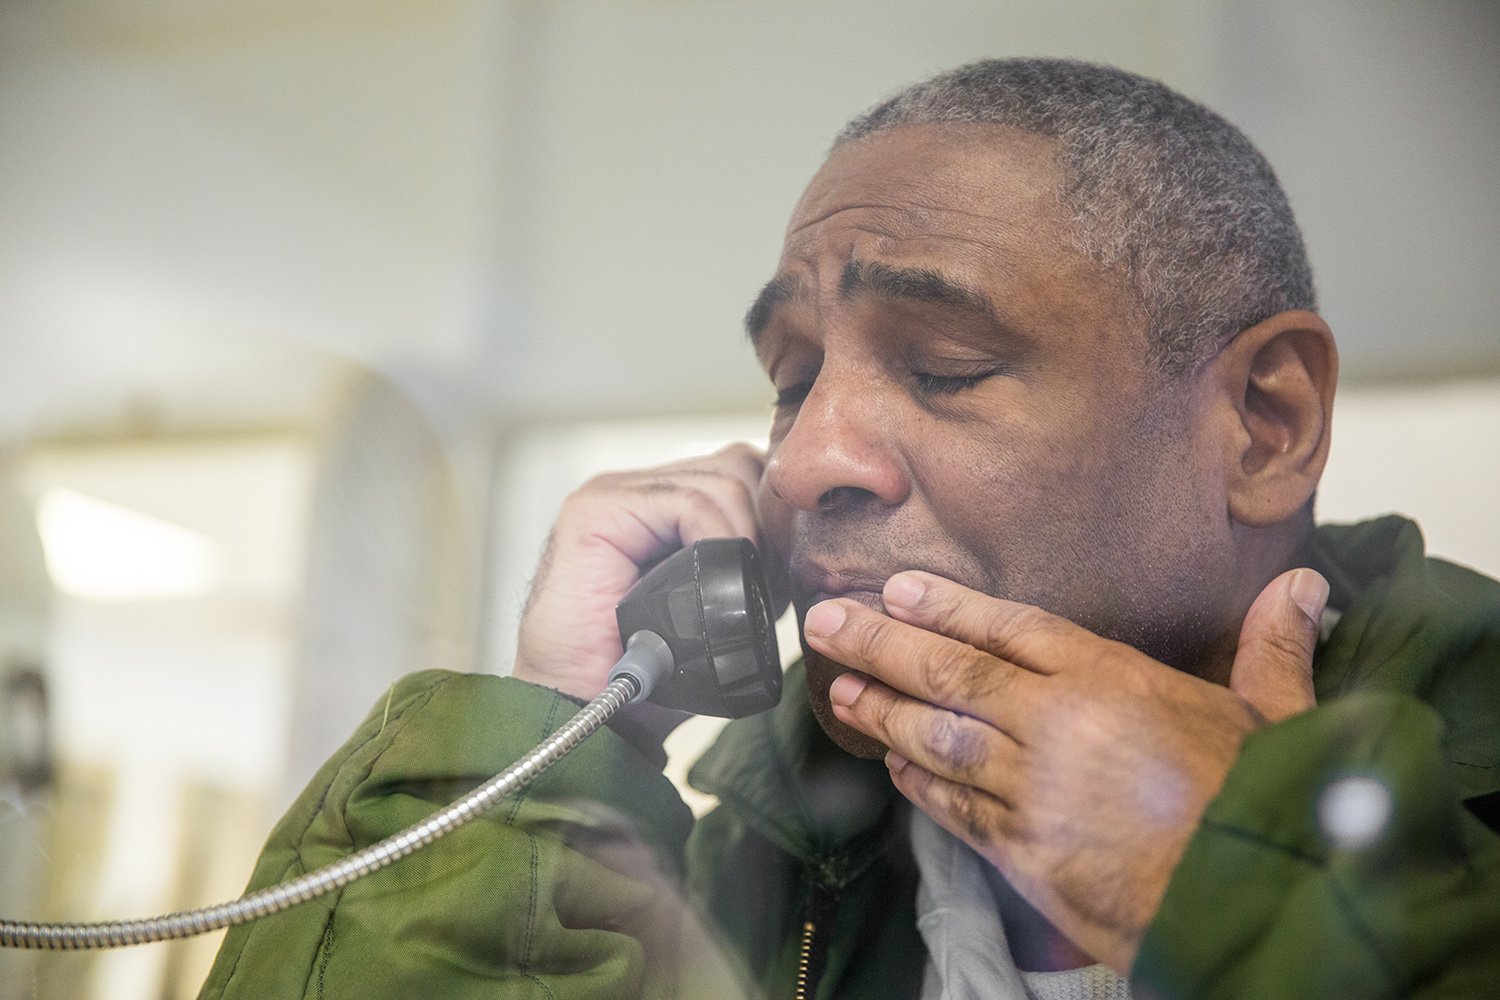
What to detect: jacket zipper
<box><xmin>793</xmin><ymin>881</ymin><xmax>841</xmax><ymax>1000</ymax></box>
<box><xmin>793</xmin><ymin>918</ymin><xmax>816</xmax><ymax>1000</ymax></box>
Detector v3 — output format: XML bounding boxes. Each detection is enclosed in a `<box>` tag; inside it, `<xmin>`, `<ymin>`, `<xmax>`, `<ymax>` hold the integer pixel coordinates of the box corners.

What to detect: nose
<box><xmin>764</xmin><ymin>368</ymin><xmax>910</xmax><ymax>514</ymax></box>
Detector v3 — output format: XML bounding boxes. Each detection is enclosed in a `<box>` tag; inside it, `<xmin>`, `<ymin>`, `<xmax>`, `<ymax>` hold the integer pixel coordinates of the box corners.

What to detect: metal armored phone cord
<box><xmin>0</xmin><ymin>673</ymin><xmax>642</xmax><ymax>951</ymax></box>
<box><xmin>0</xmin><ymin>535</ymin><xmax>783</xmax><ymax>952</ymax></box>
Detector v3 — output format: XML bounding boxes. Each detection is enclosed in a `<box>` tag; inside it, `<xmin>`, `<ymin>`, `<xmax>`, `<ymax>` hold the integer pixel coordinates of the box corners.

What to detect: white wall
<box><xmin>2</xmin><ymin>0</ymin><xmax>1494</xmax><ymax>441</ymax></box>
<box><xmin>1320</xmin><ymin>379</ymin><xmax>1500</xmax><ymax>579</ymax></box>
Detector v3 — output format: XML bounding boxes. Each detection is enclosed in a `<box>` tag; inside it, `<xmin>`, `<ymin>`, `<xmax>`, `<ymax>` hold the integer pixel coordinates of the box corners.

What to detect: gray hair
<box><xmin>836</xmin><ymin>58</ymin><xmax>1316</xmax><ymax>375</ymax></box>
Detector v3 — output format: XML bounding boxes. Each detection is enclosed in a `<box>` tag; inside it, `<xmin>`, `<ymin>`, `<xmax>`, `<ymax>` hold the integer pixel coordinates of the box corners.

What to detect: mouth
<box><xmin>794</xmin><ymin>562</ymin><xmax>894</xmax><ymax>614</ymax></box>
<box><xmin>807</xmin><ymin>588</ymin><xmax>886</xmax><ymax>614</ymax></box>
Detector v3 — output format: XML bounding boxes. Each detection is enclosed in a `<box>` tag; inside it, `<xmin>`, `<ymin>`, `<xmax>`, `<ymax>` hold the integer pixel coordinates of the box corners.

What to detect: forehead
<box><xmin>784</xmin><ymin>123</ymin><xmax>1068</xmax><ymax>265</ymax></box>
<box><xmin>751</xmin><ymin>123</ymin><xmax>1139</xmax><ymax>351</ymax></box>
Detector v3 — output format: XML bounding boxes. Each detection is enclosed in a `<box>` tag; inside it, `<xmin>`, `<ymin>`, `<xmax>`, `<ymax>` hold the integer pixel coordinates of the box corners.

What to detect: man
<box><xmin>201</xmin><ymin>59</ymin><xmax>1499</xmax><ymax>999</ymax></box>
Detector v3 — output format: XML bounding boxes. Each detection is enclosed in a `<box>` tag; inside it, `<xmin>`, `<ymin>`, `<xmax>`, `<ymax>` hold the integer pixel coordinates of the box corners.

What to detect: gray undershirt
<box><xmin>910</xmin><ymin>809</ymin><xmax>1132</xmax><ymax>1000</ymax></box>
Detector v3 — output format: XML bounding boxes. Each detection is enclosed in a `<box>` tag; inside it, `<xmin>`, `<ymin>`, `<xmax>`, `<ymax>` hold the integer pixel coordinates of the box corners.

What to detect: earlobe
<box><xmin>1212</xmin><ymin>310</ymin><xmax>1338</xmax><ymax>528</ymax></box>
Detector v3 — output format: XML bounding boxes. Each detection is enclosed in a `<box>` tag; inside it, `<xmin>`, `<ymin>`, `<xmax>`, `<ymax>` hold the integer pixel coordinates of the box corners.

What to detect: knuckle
<box><xmin>1260</xmin><ymin>627</ymin><xmax>1312</xmax><ymax>663</ymax></box>
<box><xmin>923</xmin><ymin>645</ymin><xmax>965</xmax><ymax>702</ymax></box>
<box><xmin>677</xmin><ymin>485</ymin><xmax>716</xmax><ymax>511</ymax></box>
<box><xmin>927</xmin><ymin>644</ymin><xmax>1003</xmax><ymax>705</ymax></box>
<box><xmin>960</xmin><ymin>658</ymin><xmax>1010</xmax><ymax>704</ymax></box>
<box><xmin>577</xmin><ymin>467</ymin><xmax>645</xmax><ymax>494</ymax></box>
<box><xmin>559</xmin><ymin>479</ymin><xmax>606</xmax><ymax>513</ymax></box>
<box><xmin>555</xmin><ymin>485</ymin><xmax>622</xmax><ymax>533</ymax></box>
<box><xmin>574</xmin><ymin>471</ymin><xmax>616</xmax><ymax>494</ymax></box>
<box><xmin>718</xmin><ymin>474</ymin><xmax>755</xmax><ymax>510</ymax></box>
<box><xmin>848</xmin><ymin>679</ymin><xmax>897</xmax><ymax>738</ymax></box>
<box><xmin>924</xmin><ymin>712</ymin><xmax>988</xmax><ymax>778</ymax></box>
<box><xmin>717</xmin><ymin>441</ymin><xmax>764</xmax><ymax>466</ymax></box>
<box><xmin>653</xmin><ymin>485</ymin><xmax>722</xmax><ymax>527</ymax></box>
<box><xmin>1098</xmin><ymin>642</ymin><xmax>1150</xmax><ymax>688</ymax></box>
<box><xmin>867</xmin><ymin>686</ymin><xmax>899</xmax><ymax>732</ymax></box>
<box><xmin>989</xmin><ymin>604</ymin><xmax>1054</xmax><ymax>652</ymax></box>
<box><xmin>948</xmin><ymin>784</ymin><xmax>997</xmax><ymax>843</ymax></box>
<box><xmin>849</xmin><ymin>615</ymin><xmax>891</xmax><ymax>666</ymax></box>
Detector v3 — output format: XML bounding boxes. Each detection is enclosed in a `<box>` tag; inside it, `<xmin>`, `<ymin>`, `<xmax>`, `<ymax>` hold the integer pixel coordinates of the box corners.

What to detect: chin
<box><xmin>803</xmin><ymin>645</ymin><xmax>890</xmax><ymax>759</ymax></box>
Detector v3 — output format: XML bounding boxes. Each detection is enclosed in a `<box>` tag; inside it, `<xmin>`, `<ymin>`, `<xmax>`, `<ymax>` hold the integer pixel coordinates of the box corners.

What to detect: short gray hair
<box><xmin>836</xmin><ymin>58</ymin><xmax>1316</xmax><ymax>375</ymax></box>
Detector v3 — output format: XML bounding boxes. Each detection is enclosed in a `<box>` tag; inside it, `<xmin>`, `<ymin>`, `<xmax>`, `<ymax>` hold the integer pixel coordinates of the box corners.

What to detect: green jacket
<box><xmin>199</xmin><ymin>517</ymin><xmax>1500</xmax><ymax>998</ymax></box>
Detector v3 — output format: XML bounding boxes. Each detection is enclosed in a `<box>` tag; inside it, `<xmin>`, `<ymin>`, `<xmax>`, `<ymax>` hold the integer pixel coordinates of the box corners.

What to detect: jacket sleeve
<box><xmin>1132</xmin><ymin>691</ymin><xmax>1500</xmax><ymax>999</ymax></box>
<box><xmin>197</xmin><ymin>670</ymin><xmax>749</xmax><ymax>1000</ymax></box>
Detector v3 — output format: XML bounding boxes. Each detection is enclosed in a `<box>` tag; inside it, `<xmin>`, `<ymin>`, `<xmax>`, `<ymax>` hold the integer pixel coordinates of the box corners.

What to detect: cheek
<box><xmin>913</xmin><ymin>400</ymin><xmax>1173</xmax><ymax>601</ymax></box>
<box><xmin>754</xmin><ymin>475</ymin><xmax>794</xmax><ymax>558</ymax></box>
<box><xmin>913</xmin><ymin>415</ymin><xmax>1067</xmax><ymax>538</ymax></box>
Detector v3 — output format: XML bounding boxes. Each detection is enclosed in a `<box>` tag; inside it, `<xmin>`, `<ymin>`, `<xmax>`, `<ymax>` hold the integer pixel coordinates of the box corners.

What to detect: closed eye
<box><xmin>913</xmin><ymin>367</ymin><xmax>1007</xmax><ymax>396</ymax></box>
<box><xmin>773</xmin><ymin>382</ymin><xmax>813</xmax><ymax>409</ymax></box>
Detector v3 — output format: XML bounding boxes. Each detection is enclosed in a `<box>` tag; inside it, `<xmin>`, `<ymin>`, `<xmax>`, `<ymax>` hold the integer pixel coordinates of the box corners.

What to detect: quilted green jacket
<box><xmin>199</xmin><ymin>517</ymin><xmax>1500</xmax><ymax>998</ymax></box>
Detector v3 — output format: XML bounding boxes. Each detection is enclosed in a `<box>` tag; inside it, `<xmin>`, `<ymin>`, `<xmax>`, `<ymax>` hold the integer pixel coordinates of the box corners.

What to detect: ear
<box><xmin>1206</xmin><ymin>310</ymin><xmax>1338</xmax><ymax>528</ymax></box>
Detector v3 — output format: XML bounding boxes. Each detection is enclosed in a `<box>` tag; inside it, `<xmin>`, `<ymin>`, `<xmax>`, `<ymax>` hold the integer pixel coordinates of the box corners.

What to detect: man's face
<box><xmin>749</xmin><ymin>124</ymin><xmax>1238</xmax><ymax>756</ymax></box>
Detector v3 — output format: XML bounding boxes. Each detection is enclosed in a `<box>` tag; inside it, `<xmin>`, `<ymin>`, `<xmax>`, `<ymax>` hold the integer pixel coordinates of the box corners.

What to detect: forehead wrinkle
<box><xmin>788</xmin><ymin>199</ymin><xmax>929</xmax><ymax>238</ymax></box>
<box><xmin>787</xmin><ymin>197</ymin><xmax>1014</xmax><ymax>241</ymax></box>
<box><xmin>785</xmin><ymin>199</ymin><xmax>1054</xmax><ymax>286</ymax></box>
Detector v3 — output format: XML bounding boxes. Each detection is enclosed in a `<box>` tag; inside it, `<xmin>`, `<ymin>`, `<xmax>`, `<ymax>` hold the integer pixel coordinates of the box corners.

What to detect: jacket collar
<box><xmin>688</xmin><ymin>659</ymin><xmax>899</xmax><ymax>885</ymax></box>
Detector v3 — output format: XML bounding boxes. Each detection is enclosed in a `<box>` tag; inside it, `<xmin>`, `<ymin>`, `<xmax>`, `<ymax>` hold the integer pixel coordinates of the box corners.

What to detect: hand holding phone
<box><xmin>512</xmin><ymin>443</ymin><xmax>773</xmax><ymax>712</ymax></box>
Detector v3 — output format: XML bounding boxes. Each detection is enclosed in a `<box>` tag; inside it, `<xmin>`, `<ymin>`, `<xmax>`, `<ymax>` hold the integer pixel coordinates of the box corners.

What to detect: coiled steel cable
<box><xmin>0</xmin><ymin>675</ymin><xmax>639</xmax><ymax>950</ymax></box>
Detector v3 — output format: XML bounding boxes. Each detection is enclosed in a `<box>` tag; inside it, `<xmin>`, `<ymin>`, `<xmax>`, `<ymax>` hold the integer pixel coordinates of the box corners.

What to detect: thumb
<box><xmin>1228</xmin><ymin>568</ymin><xmax>1329</xmax><ymax>724</ymax></box>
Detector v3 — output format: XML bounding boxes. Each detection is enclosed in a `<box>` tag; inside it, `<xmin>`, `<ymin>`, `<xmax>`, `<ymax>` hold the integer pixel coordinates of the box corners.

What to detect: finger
<box><xmin>660</xmin><ymin>440</ymin><xmax>765</xmax><ymax>480</ymax></box>
<box><xmin>828</xmin><ymin>672</ymin><xmax>1022</xmax><ymax>794</ymax></box>
<box><xmin>699</xmin><ymin>441</ymin><xmax>767</xmax><ymax>499</ymax></box>
<box><xmin>882</xmin><ymin>571</ymin><xmax>1104</xmax><ymax>675</ymax></box>
<box><xmin>803</xmin><ymin>599</ymin><xmax>1038</xmax><ymax>726</ymax></box>
<box><xmin>1228</xmin><ymin>568</ymin><xmax>1326</xmax><ymax>723</ymax></box>
<box><xmin>652</xmin><ymin>445</ymin><xmax>766</xmax><ymax>543</ymax></box>
<box><xmin>657</xmin><ymin>443</ymin><xmax>766</xmax><ymax>525</ymax></box>
<box><xmin>659</xmin><ymin>443</ymin><xmax>788</xmax><ymax>613</ymax></box>
<box><xmin>593</xmin><ymin>484</ymin><xmax>749</xmax><ymax>566</ymax></box>
<box><xmin>566</xmin><ymin>473</ymin><xmax>757</xmax><ymax>568</ymax></box>
<box><xmin>645</xmin><ymin>474</ymin><xmax>761</xmax><ymax>549</ymax></box>
<box><xmin>885</xmin><ymin>753</ymin><xmax>1013</xmax><ymax>849</ymax></box>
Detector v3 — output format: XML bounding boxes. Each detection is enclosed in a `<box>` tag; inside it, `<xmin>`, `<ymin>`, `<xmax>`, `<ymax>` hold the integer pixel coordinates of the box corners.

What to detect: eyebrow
<box><xmin>744</xmin><ymin>260</ymin><xmax>1003</xmax><ymax>346</ymax></box>
<box><xmin>744</xmin><ymin>273</ymin><xmax>805</xmax><ymax>345</ymax></box>
<box><xmin>839</xmin><ymin>260</ymin><xmax>1000</xmax><ymax>328</ymax></box>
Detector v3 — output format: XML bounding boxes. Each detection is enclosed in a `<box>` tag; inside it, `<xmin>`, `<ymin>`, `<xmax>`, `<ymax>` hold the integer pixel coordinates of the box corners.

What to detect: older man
<box><xmin>201</xmin><ymin>59</ymin><xmax>1499</xmax><ymax>999</ymax></box>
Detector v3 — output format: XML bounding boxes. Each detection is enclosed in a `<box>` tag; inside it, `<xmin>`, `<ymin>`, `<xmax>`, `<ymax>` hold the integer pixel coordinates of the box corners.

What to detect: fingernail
<box><xmin>884</xmin><ymin>573</ymin><xmax>926</xmax><ymax>609</ymax></box>
<box><xmin>829</xmin><ymin>672</ymin><xmax>866</xmax><ymax>707</ymax></box>
<box><xmin>885</xmin><ymin>750</ymin><xmax>909</xmax><ymax>774</ymax></box>
<box><xmin>804</xmin><ymin>601</ymin><xmax>847</xmax><ymax>638</ymax></box>
<box><xmin>1289</xmin><ymin>569</ymin><xmax>1330</xmax><ymax>623</ymax></box>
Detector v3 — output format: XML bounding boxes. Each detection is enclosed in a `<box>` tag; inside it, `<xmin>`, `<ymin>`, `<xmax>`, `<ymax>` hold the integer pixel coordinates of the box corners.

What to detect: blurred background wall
<box><xmin>0</xmin><ymin>1</ymin><xmax>1495</xmax><ymax>996</ymax></box>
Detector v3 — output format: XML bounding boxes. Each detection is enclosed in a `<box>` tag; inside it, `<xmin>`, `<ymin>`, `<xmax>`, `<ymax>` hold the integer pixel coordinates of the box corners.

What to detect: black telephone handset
<box><xmin>611</xmin><ymin>537</ymin><xmax>782</xmax><ymax>718</ymax></box>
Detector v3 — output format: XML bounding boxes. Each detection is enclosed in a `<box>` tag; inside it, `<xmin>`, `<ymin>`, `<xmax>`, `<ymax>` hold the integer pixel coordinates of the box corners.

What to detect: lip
<box><xmin>795</xmin><ymin>561</ymin><xmax>894</xmax><ymax>611</ymax></box>
<box><xmin>809</xmin><ymin>588</ymin><xmax>885</xmax><ymax>612</ymax></box>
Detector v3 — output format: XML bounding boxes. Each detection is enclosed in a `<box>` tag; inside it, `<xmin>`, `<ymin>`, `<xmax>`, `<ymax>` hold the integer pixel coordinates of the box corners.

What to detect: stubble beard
<box><xmin>801</xmin><ymin>637</ymin><xmax>892</xmax><ymax>759</ymax></box>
